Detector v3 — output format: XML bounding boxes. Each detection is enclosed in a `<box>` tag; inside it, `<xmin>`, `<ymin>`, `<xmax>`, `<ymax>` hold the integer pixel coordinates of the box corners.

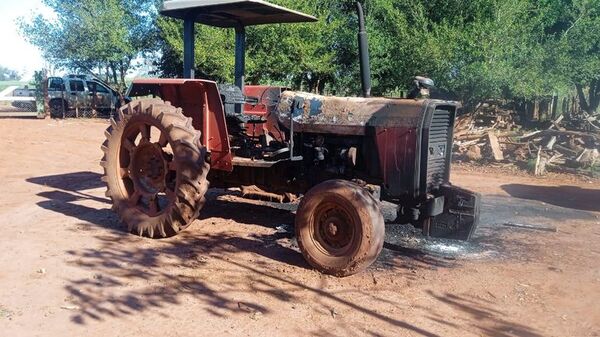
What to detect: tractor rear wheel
<box><xmin>295</xmin><ymin>180</ymin><xmax>385</xmax><ymax>277</ymax></box>
<box><xmin>101</xmin><ymin>98</ymin><xmax>210</xmax><ymax>238</ymax></box>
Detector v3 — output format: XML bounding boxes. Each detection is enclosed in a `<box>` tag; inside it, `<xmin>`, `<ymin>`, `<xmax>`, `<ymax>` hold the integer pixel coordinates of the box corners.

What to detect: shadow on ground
<box><xmin>27</xmin><ymin>171</ymin><xmax>545</xmax><ymax>337</ymax></box>
<box><xmin>501</xmin><ymin>184</ymin><xmax>600</xmax><ymax>212</ymax></box>
<box><xmin>59</xmin><ymin>230</ymin><xmax>543</xmax><ymax>337</ymax></box>
<box><xmin>422</xmin><ymin>291</ymin><xmax>545</xmax><ymax>337</ymax></box>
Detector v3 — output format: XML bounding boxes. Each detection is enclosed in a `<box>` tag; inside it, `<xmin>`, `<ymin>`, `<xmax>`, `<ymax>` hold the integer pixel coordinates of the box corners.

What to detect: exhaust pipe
<box><xmin>356</xmin><ymin>2</ymin><xmax>372</xmax><ymax>98</ymax></box>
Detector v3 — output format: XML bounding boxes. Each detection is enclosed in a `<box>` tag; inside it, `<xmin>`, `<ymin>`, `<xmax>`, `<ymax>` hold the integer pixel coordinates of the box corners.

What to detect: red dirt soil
<box><xmin>0</xmin><ymin>117</ymin><xmax>598</xmax><ymax>337</ymax></box>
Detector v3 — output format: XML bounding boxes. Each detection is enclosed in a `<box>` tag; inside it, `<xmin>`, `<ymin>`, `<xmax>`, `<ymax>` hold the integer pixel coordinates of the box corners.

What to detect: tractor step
<box><xmin>231</xmin><ymin>156</ymin><xmax>303</xmax><ymax>168</ymax></box>
<box><xmin>425</xmin><ymin>184</ymin><xmax>481</xmax><ymax>241</ymax></box>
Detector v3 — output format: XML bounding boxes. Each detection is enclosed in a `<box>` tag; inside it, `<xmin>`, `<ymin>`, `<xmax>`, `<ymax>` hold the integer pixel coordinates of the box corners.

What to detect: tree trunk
<box><xmin>533</xmin><ymin>99</ymin><xmax>540</xmax><ymax>120</ymax></box>
<box><xmin>576</xmin><ymin>80</ymin><xmax>600</xmax><ymax>114</ymax></box>
<box><xmin>43</xmin><ymin>69</ymin><xmax>50</xmax><ymax>119</ymax></box>
<box><xmin>109</xmin><ymin>62</ymin><xmax>118</xmax><ymax>85</ymax></box>
<box><xmin>119</xmin><ymin>60</ymin><xmax>127</xmax><ymax>89</ymax></box>
<box><xmin>590</xmin><ymin>80</ymin><xmax>600</xmax><ymax>113</ymax></box>
<box><xmin>318</xmin><ymin>78</ymin><xmax>326</xmax><ymax>95</ymax></box>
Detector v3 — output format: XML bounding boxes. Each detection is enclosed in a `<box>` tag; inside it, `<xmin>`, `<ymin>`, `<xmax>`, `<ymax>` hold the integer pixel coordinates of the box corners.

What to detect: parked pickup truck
<box><xmin>48</xmin><ymin>75</ymin><xmax>121</xmax><ymax>117</ymax></box>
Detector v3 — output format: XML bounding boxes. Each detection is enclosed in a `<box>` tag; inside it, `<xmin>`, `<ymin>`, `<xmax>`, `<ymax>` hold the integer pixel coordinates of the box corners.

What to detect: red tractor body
<box><xmin>101</xmin><ymin>1</ymin><xmax>481</xmax><ymax>277</ymax></box>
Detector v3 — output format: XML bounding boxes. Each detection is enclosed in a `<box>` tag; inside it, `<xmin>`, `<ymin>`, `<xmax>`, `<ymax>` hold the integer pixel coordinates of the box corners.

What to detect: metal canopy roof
<box><xmin>161</xmin><ymin>0</ymin><xmax>318</xmax><ymax>28</ymax></box>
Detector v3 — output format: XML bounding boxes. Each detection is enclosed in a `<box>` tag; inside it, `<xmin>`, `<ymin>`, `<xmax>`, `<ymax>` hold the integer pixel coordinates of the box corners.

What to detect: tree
<box><xmin>153</xmin><ymin>0</ymin><xmax>597</xmax><ymax>109</ymax></box>
<box><xmin>155</xmin><ymin>16</ymin><xmax>235</xmax><ymax>82</ymax></box>
<box><xmin>19</xmin><ymin>0</ymin><xmax>158</xmax><ymax>88</ymax></box>
<box><xmin>0</xmin><ymin>66</ymin><xmax>21</xmax><ymax>81</ymax></box>
<box><xmin>155</xmin><ymin>0</ymin><xmax>340</xmax><ymax>92</ymax></box>
<box><xmin>539</xmin><ymin>0</ymin><xmax>600</xmax><ymax>114</ymax></box>
<box><xmin>362</xmin><ymin>0</ymin><xmax>562</xmax><ymax>104</ymax></box>
<box><xmin>245</xmin><ymin>0</ymin><xmax>344</xmax><ymax>93</ymax></box>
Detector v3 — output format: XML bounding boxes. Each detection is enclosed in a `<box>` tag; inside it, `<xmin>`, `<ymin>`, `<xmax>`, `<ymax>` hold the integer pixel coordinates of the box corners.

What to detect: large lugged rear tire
<box><xmin>101</xmin><ymin>98</ymin><xmax>210</xmax><ymax>238</ymax></box>
<box><xmin>295</xmin><ymin>180</ymin><xmax>385</xmax><ymax>277</ymax></box>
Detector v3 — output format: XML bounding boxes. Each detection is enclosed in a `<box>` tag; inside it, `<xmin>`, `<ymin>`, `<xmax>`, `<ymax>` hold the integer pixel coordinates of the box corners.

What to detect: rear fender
<box><xmin>128</xmin><ymin>79</ymin><xmax>233</xmax><ymax>172</ymax></box>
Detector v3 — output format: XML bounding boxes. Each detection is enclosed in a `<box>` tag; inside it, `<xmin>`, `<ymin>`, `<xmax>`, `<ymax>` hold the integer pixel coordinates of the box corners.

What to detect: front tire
<box><xmin>101</xmin><ymin>98</ymin><xmax>210</xmax><ymax>238</ymax></box>
<box><xmin>295</xmin><ymin>180</ymin><xmax>385</xmax><ymax>277</ymax></box>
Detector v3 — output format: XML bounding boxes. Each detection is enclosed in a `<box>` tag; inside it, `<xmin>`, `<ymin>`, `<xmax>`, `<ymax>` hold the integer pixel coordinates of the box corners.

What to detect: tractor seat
<box><xmin>218</xmin><ymin>84</ymin><xmax>246</xmax><ymax>116</ymax></box>
<box><xmin>218</xmin><ymin>84</ymin><xmax>265</xmax><ymax>125</ymax></box>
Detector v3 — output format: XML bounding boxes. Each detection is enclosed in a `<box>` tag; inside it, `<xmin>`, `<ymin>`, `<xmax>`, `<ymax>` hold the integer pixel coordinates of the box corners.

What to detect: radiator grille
<box><xmin>426</xmin><ymin>109</ymin><xmax>452</xmax><ymax>190</ymax></box>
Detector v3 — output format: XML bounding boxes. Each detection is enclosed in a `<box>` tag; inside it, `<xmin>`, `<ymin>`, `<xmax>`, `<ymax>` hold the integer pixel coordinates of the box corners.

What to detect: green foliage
<box><xmin>21</xmin><ymin>0</ymin><xmax>599</xmax><ymax>107</ymax></box>
<box><xmin>19</xmin><ymin>0</ymin><xmax>158</xmax><ymax>87</ymax></box>
<box><xmin>30</xmin><ymin>70</ymin><xmax>46</xmax><ymax>113</ymax></box>
<box><xmin>0</xmin><ymin>81</ymin><xmax>27</xmax><ymax>92</ymax></box>
<box><xmin>156</xmin><ymin>0</ymin><xmax>581</xmax><ymax>103</ymax></box>
<box><xmin>0</xmin><ymin>66</ymin><xmax>21</xmax><ymax>81</ymax></box>
<box><xmin>156</xmin><ymin>16</ymin><xmax>235</xmax><ymax>81</ymax></box>
<box><xmin>541</xmin><ymin>0</ymin><xmax>600</xmax><ymax>113</ymax></box>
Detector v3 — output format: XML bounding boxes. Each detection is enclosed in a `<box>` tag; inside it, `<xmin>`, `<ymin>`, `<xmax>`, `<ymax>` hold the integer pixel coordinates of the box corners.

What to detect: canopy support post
<box><xmin>183</xmin><ymin>19</ymin><xmax>195</xmax><ymax>78</ymax></box>
<box><xmin>234</xmin><ymin>26</ymin><xmax>246</xmax><ymax>92</ymax></box>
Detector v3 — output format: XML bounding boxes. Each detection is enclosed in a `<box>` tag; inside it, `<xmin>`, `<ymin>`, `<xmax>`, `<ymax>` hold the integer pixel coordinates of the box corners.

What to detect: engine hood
<box><xmin>275</xmin><ymin>91</ymin><xmax>459</xmax><ymax>135</ymax></box>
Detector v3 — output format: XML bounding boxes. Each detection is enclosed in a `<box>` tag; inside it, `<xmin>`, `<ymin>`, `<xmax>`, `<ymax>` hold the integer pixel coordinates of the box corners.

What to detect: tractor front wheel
<box><xmin>295</xmin><ymin>180</ymin><xmax>385</xmax><ymax>277</ymax></box>
<box><xmin>101</xmin><ymin>98</ymin><xmax>210</xmax><ymax>238</ymax></box>
<box><xmin>49</xmin><ymin>99</ymin><xmax>67</xmax><ymax>118</ymax></box>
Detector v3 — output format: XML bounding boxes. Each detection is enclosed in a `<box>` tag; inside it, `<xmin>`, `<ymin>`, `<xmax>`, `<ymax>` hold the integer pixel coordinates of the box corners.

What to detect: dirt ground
<box><xmin>0</xmin><ymin>117</ymin><xmax>599</xmax><ymax>337</ymax></box>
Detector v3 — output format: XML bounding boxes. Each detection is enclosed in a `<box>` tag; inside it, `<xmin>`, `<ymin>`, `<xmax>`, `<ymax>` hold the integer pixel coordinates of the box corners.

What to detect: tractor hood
<box><xmin>275</xmin><ymin>91</ymin><xmax>458</xmax><ymax>135</ymax></box>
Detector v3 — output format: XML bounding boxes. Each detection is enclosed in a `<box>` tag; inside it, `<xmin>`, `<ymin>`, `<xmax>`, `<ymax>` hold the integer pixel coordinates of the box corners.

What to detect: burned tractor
<box><xmin>101</xmin><ymin>0</ymin><xmax>480</xmax><ymax>277</ymax></box>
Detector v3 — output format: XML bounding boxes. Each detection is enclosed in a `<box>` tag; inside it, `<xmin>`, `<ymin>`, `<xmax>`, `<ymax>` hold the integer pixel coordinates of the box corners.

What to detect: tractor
<box><xmin>101</xmin><ymin>0</ymin><xmax>481</xmax><ymax>277</ymax></box>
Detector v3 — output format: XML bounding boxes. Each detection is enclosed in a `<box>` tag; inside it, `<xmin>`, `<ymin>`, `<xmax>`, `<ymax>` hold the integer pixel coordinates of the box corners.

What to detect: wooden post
<box><xmin>533</xmin><ymin>99</ymin><xmax>540</xmax><ymax>121</ymax></box>
<box><xmin>488</xmin><ymin>132</ymin><xmax>504</xmax><ymax>161</ymax></box>
<box><xmin>91</xmin><ymin>84</ymin><xmax>98</xmax><ymax>118</ymax></box>
<box><xmin>43</xmin><ymin>69</ymin><xmax>50</xmax><ymax>119</ymax></box>
<box><xmin>549</xmin><ymin>94</ymin><xmax>555</xmax><ymax>120</ymax></box>
<box><xmin>61</xmin><ymin>90</ymin><xmax>66</xmax><ymax>119</ymax></box>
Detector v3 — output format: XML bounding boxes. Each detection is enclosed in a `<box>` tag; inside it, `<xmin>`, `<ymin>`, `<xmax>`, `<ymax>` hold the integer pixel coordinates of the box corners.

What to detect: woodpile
<box><xmin>454</xmin><ymin>103</ymin><xmax>600</xmax><ymax>177</ymax></box>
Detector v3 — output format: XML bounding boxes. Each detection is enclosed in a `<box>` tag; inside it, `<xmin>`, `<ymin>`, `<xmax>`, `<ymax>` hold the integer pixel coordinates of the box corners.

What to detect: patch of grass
<box><xmin>526</xmin><ymin>158</ymin><xmax>537</xmax><ymax>173</ymax></box>
<box><xmin>0</xmin><ymin>305</ymin><xmax>14</xmax><ymax>319</ymax></box>
<box><xmin>0</xmin><ymin>81</ymin><xmax>28</xmax><ymax>92</ymax></box>
<box><xmin>588</xmin><ymin>163</ymin><xmax>600</xmax><ymax>178</ymax></box>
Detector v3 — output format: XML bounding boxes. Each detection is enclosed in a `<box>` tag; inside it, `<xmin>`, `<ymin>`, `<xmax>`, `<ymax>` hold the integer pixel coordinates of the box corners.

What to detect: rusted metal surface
<box><xmin>240</xmin><ymin>185</ymin><xmax>297</xmax><ymax>203</ymax></box>
<box><xmin>275</xmin><ymin>91</ymin><xmax>430</xmax><ymax>135</ymax></box>
<box><xmin>373</xmin><ymin>126</ymin><xmax>420</xmax><ymax>198</ymax></box>
<box><xmin>244</xmin><ymin>85</ymin><xmax>282</xmax><ymax>116</ymax></box>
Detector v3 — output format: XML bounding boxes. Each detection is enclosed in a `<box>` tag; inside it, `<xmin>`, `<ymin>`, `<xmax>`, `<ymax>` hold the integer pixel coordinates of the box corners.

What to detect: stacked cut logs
<box><xmin>454</xmin><ymin>103</ymin><xmax>599</xmax><ymax>176</ymax></box>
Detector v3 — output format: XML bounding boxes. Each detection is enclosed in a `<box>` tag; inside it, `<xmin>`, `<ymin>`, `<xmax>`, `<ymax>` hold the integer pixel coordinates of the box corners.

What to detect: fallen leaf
<box><xmin>60</xmin><ymin>305</ymin><xmax>80</xmax><ymax>311</ymax></box>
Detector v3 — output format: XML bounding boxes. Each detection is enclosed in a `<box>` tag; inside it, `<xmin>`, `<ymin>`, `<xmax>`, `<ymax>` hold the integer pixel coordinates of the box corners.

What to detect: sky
<box><xmin>0</xmin><ymin>0</ymin><xmax>53</xmax><ymax>80</ymax></box>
